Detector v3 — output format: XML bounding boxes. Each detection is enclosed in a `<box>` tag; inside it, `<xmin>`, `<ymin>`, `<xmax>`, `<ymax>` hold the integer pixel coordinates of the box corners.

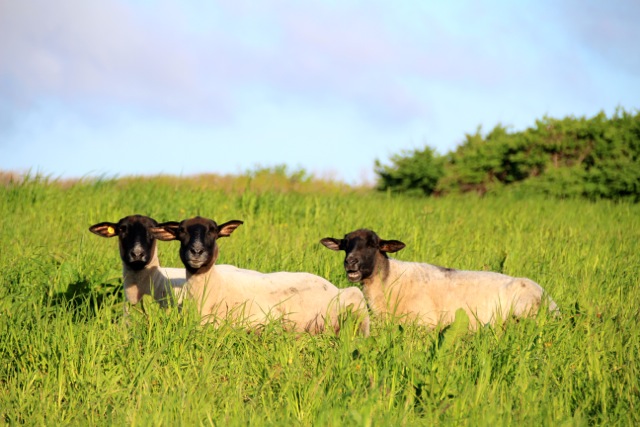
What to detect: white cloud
<box><xmin>0</xmin><ymin>0</ymin><xmax>638</xmax><ymax>181</ymax></box>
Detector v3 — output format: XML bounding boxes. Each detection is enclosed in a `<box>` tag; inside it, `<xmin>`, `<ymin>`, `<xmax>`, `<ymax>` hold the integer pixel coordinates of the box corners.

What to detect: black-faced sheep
<box><xmin>152</xmin><ymin>216</ymin><xmax>370</xmax><ymax>335</ymax></box>
<box><xmin>321</xmin><ymin>228</ymin><xmax>558</xmax><ymax>328</ymax></box>
<box><xmin>89</xmin><ymin>215</ymin><xmax>186</xmax><ymax>309</ymax></box>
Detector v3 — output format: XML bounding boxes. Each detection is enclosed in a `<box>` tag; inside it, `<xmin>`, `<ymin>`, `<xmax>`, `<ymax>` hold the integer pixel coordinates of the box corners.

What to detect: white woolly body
<box><xmin>184</xmin><ymin>264</ymin><xmax>370</xmax><ymax>335</ymax></box>
<box><xmin>121</xmin><ymin>246</ymin><xmax>187</xmax><ymax>307</ymax></box>
<box><xmin>363</xmin><ymin>258</ymin><xmax>557</xmax><ymax>328</ymax></box>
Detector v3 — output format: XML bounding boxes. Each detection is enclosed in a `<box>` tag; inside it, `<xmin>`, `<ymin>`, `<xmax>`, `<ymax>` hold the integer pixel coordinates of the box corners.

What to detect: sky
<box><xmin>1</xmin><ymin>0</ymin><xmax>639</xmax><ymax>184</ymax></box>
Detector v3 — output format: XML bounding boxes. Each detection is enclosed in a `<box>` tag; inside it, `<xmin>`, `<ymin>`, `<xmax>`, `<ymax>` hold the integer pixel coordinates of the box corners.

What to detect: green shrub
<box><xmin>376</xmin><ymin>109</ymin><xmax>640</xmax><ymax>201</ymax></box>
<box><xmin>374</xmin><ymin>146</ymin><xmax>444</xmax><ymax>196</ymax></box>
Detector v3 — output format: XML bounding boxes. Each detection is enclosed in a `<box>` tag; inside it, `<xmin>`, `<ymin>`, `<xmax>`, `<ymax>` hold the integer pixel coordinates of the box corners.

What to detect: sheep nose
<box><xmin>129</xmin><ymin>247</ymin><xmax>145</xmax><ymax>261</ymax></box>
<box><xmin>189</xmin><ymin>247</ymin><xmax>204</xmax><ymax>257</ymax></box>
<box><xmin>345</xmin><ymin>257</ymin><xmax>359</xmax><ymax>269</ymax></box>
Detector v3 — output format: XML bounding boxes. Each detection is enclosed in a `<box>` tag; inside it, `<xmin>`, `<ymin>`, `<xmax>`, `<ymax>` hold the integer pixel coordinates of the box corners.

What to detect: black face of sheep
<box><xmin>152</xmin><ymin>217</ymin><xmax>243</xmax><ymax>275</ymax></box>
<box><xmin>320</xmin><ymin>229</ymin><xmax>406</xmax><ymax>283</ymax></box>
<box><xmin>89</xmin><ymin>215</ymin><xmax>160</xmax><ymax>271</ymax></box>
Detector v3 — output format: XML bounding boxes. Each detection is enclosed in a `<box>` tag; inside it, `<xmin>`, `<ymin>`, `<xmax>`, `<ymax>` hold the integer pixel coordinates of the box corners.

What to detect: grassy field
<box><xmin>1</xmin><ymin>174</ymin><xmax>639</xmax><ymax>425</ymax></box>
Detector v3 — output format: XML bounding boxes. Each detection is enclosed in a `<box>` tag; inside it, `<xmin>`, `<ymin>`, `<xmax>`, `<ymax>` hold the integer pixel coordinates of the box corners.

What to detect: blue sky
<box><xmin>1</xmin><ymin>0</ymin><xmax>639</xmax><ymax>184</ymax></box>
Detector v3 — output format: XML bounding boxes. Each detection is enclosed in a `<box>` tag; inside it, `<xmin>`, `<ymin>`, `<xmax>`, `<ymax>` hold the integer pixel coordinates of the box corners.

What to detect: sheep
<box><xmin>151</xmin><ymin>216</ymin><xmax>370</xmax><ymax>336</ymax></box>
<box><xmin>320</xmin><ymin>229</ymin><xmax>558</xmax><ymax>329</ymax></box>
<box><xmin>89</xmin><ymin>215</ymin><xmax>186</xmax><ymax>309</ymax></box>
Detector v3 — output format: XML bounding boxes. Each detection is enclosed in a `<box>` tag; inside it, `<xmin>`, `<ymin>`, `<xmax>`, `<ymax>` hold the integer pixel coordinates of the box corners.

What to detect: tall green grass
<box><xmin>1</xmin><ymin>174</ymin><xmax>639</xmax><ymax>425</ymax></box>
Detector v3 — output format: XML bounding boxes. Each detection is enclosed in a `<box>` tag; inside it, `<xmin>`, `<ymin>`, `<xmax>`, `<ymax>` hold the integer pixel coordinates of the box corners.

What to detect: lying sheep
<box><xmin>89</xmin><ymin>215</ymin><xmax>186</xmax><ymax>309</ymax></box>
<box><xmin>151</xmin><ymin>216</ymin><xmax>370</xmax><ymax>336</ymax></box>
<box><xmin>320</xmin><ymin>229</ymin><xmax>558</xmax><ymax>329</ymax></box>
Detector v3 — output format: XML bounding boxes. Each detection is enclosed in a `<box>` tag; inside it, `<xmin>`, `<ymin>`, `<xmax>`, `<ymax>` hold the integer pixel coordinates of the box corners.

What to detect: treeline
<box><xmin>376</xmin><ymin>109</ymin><xmax>640</xmax><ymax>201</ymax></box>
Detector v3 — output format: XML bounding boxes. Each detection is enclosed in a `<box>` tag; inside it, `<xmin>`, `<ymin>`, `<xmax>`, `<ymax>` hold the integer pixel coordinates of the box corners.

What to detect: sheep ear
<box><xmin>379</xmin><ymin>239</ymin><xmax>405</xmax><ymax>253</ymax></box>
<box><xmin>218</xmin><ymin>220</ymin><xmax>243</xmax><ymax>237</ymax></box>
<box><xmin>320</xmin><ymin>238</ymin><xmax>342</xmax><ymax>251</ymax></box>
<box><xmin>152</xmin><ymin>222</ymin><xmax>180</xmax><ymax>241</ymax></box>
<box><xmin>89</xmin><ymin>222</ymin><xmax>118</xmax><ymax>238</ymax></box>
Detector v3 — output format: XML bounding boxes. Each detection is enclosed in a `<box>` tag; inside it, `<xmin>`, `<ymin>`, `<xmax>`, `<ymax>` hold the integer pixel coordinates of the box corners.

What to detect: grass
<box><xmin>1</xmin><ymin>173</ymin><xmax>639</xmax><ymax>425</ymax></box>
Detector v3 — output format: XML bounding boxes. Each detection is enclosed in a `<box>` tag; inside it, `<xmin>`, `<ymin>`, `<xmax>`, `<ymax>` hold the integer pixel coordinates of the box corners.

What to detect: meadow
<box><xmin>1</xmin><ymin>173</ymin><xmax>639</xmax><ymax>425</ymax></box>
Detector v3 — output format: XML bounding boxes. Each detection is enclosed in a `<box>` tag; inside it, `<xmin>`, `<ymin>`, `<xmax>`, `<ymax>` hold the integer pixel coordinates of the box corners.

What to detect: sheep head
<box><xmin>89</xmin><ymin>215</ymin><xmax>160</xmax><ymax>271</ymax></box>
<box><xmin>152</xmin><ymin>216</ymin><xmax>243</xmax><ymax>275</ymax></box>
<box><xmin>320</xmin><ymin>229</ymin><xmax>405</xmax><ymax>283</ymax></box>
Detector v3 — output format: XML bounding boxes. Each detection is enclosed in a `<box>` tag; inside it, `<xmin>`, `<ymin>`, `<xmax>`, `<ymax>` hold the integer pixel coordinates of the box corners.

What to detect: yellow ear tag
<box><xmin>107</xmin><ymin>226</ymin><xmax>115</xmax><ymax>235</ymax></box>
